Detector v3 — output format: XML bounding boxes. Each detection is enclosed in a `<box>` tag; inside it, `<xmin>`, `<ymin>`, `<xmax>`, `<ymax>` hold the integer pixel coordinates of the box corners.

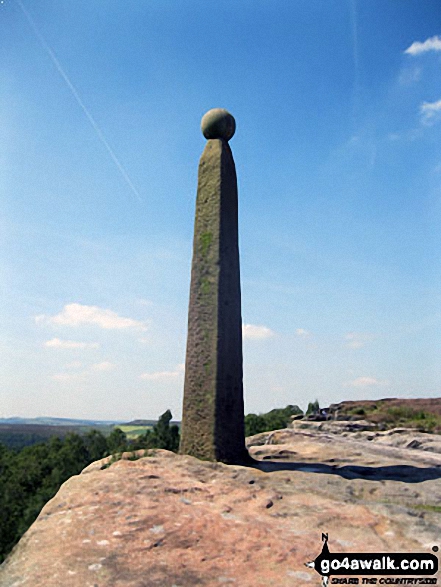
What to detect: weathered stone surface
<box><xmin>1</xmin><ymin>434</ymin><xmax>440</xmax><ymax>587</ymax></box>
<box><xmin>180</xmin><ymin>111</ymin><xmax>247</xmax><ymax>465</ymax></box>
<box><xmin>289</xmin><ymin>419</ymin><xmax>378</xmax><ymax>433</ymax></box>
<box><xmin>247</xmin><ymin>427</ymin><xmax>441</xmax><ymax>469</ymax></box>
<box><xmin>201</xmin><ymin>108</ymin><xmax>236</xmax><ymax>141</ymax></box>
<box><xmin>285</xmin><ymin>419</ymin><xmax>441</xmax><ymax>454</ymax></box>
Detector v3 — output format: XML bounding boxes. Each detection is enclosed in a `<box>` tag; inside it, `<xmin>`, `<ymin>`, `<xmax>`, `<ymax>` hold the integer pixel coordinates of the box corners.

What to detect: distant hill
<box><xmin>0</xmin><ymin>418</ymin><xmax>123</xmax><ymax>451</ymax></box>
<box><xmin>0</xmin><ymin>417</ymin><xmax>124</xmax><ymax>427</ymax></box>
<box><xmin>0</xmin><ymin>417</ymin><xmax>184</xmax><ymax>450</ymax></box>
<box><xmin>121</xmin><ymin>419</ymin><xmax>157</xmax><ymax>427</ymax></box>
<box><xmin>122</xmin><ymin>419</ymin><xmax>181</xmax><ymax>427</ymax></box>
<box><xmin>0</xmin><ymin>424</ymin><xmax>87</xmax><ymax>451</ymax></box>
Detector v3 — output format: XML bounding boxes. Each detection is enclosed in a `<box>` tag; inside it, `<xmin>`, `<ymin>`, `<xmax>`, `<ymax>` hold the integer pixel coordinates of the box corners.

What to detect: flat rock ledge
<box><xmin>1</xmin><ymin>442</ymin><xmax>441</xmax><ymax>587</ymax></box>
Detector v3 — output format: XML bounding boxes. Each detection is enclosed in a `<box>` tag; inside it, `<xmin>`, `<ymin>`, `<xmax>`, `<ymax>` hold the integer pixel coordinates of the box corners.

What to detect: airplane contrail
<box><xmin>15</xmin><ymin>0</ymin><xmax>143</xmax><ymax>204</ymax></box>
<box><xmin>349</xmin><ymin>0</ymin><xmax>360</xmax><ymax>126</ymax></box>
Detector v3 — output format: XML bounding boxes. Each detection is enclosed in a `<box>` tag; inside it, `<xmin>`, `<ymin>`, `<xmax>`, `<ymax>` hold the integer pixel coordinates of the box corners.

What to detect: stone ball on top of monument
<box><xmin>201</xmin><ymin>108</ymin><xmax>236</xmax><ymax>141</ymax></box>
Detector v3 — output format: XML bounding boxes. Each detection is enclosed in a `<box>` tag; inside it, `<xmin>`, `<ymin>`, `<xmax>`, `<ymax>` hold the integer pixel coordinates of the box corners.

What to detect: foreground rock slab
<box><xmin>1</xmin><ymin>445</ymin><xmax>440</xmax><ymax>587</ymax></box>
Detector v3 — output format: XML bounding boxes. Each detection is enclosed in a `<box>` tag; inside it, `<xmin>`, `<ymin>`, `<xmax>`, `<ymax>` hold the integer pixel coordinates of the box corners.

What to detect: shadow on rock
<box><xmin>251</xmin><ymin>460</ymin><xmax>441</xmax><ymax>482</ymax></box>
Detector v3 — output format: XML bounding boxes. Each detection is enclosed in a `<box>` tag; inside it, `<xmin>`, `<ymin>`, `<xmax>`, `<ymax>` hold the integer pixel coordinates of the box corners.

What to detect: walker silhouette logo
<box><xmin>305</xmin><ymin>534</ymin><xmax>438</xmax><ymax>587</ymax></box>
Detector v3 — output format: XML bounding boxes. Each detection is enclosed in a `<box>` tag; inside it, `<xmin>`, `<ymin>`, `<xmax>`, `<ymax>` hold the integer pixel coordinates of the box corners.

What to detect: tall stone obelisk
<box><xmin>179</xmin><ymin>108</ymin><xmax>249</xmax><ymax>465</ymax></box>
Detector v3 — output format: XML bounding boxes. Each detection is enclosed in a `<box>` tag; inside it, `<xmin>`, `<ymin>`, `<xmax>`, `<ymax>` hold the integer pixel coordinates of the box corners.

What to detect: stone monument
<box><xmin>179</xmin><ymin>108</ymin><xmax>249</xmax><ymax>464</ymax></box>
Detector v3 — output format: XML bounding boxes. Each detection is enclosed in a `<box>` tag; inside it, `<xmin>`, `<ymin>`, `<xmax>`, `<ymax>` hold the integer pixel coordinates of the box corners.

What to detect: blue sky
<box><xmin>1</xmin><ymin>0</ymin><xmax>440</xmax><ymax>421</ymax></box>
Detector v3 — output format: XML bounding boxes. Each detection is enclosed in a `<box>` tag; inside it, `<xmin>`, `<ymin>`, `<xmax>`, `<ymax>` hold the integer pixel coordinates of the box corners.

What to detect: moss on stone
<box><xmin>200</xmin><ymin>277</ymin><xmax>211</xmax><ymax>296</ymax></box>
<box><xmin>180</xmin><ymin>136</ymin><xmax>247</xmax><ymax>465</ymax></box>
<box><xmin>200</xmin><ymin>231</ymin><xmax>213</xmax><ymax>256</ymax></box>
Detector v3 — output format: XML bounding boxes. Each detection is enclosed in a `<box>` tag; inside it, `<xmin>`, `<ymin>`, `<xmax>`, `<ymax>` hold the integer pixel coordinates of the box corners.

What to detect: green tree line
<box><xmin>0</xmin><ymin>410</ymin><xmax>179</xmax><ymax>564</ymax></box>
<box><xmin>0</xmin><ymin>404</ymin><xmax>307</xmax><ymax>564</ymax></box>
<box><xmin>244</xmin><ymin>404</ymin><xmax>305</xmax><ymax>436</ymax></box>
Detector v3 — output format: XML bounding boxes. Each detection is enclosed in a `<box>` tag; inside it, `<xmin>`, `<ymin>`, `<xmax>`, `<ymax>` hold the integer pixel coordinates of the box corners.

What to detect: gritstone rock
<box><xmin>1</xmin><ymin>436</ymin><xmax>441</xmax><ymax>587</ymax></box>
<box><xmin>180</xmin><ymin>109</ymin><xmax>248</xmax><ymax>465</ymax></box>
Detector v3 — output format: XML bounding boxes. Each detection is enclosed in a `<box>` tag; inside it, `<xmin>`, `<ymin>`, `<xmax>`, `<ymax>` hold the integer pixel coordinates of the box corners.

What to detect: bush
<box><xmin>306</xmin><ymin>399</ymin><xmax>320</xmax><ymax>415</ymax></box>
<box><xmin>245</xmin><ymin>404</ymin><xmax>303</xmax><ymax>437</ymax></box>
<box><xmin>244</xmin><ymin>413</ymin><xmax>268</xmax><ymax>436</ymax></box>
<box><xmin>365</xmin><ymin>405</ymin><xmax>441</xmax><ymax>433</ymax></box>
<box><xmin>132</xmin><ymin>410</ymin><xmax>180</xmax><ymax>452</ymax></box>
<box><xmin>107</xmin><ymin>427</ymin><xmax>128</xmax><ymax>454</ymax></box>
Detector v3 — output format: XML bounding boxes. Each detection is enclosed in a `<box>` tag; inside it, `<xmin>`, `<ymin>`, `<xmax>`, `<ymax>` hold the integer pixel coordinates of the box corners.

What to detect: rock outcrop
<box><xmin>329</xmin><ymin>397</ymin><xmax>441</xmax><ymax>418</ymax></box>
<box><xmin>1</xmin><ymin>431</ymin><xmax>441</xmax><ymax>587</ymax></box>
<box><xmin>284</xmin><ymin>419</ymin><xmax>441</xmax><ymax>454</ymax></box>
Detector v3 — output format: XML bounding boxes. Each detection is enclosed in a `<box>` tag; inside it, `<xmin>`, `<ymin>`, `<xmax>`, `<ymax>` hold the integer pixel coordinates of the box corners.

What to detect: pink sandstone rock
<box><xmin>1</xmin><ymin>437</ymin><xmax>440</xmax><ymax>587</ymax></box>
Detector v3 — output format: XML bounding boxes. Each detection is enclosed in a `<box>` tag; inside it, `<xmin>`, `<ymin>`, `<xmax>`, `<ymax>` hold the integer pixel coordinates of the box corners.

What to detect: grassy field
<box><xmin>0</xmin><ymin>423</ymin><xmax>114</xmax><ymax>451</ymax></box>
<box><xmin>115</xmin><ymin>425</ymin><xmax>152</xmax><ymax>439</ymax></box>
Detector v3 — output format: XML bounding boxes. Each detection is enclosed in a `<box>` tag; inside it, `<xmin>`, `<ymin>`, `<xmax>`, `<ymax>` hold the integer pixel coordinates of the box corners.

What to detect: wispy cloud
<box><xmin>295</xmin><ymin>328</ymin><xmax>311</xmax><ymax>337</ymax></box>
<box><xmin>345</xmin><ymin>376</ymin><xmax>388</xmax><ymax>387</ymax></box>
<box><xmin>242</xmin><ymin>324</ymin><xmax>275</xmax><ymax>340</ymax></box>
<box><xmin>404</xmin><ymin>35</ymin><xmax>441</xmax><ymax>56</ymax></box>
<box><xmin>91</xmin><ymin>361</ymin><xmax>116</xmax><ymax>372</ymax></box>
<box><xmin>398</xmin><ymin>66</ymin><xmax>421</xmax><ymax>86</ymax></box>
<box><xmin>51</xmin><ymin>372</ymin><xmax>81</xmax><ymax>382</ymax></box>
<box><xmin>52</xmin><ymin>360</ymin><xmax>116</xmax><ymax>381</ymax></box>
<box><xmin>387</xmin><ymin>128</ymin><xmax>422</xmax><ymax>143</ymax></box>
<box><xmin>432</xmin><ymin>161</ymin><xmax>441</xmax><ymax>174</ymax></box>
<box><xmin>344</xmin><ymin>332</ymin><xmax>374</xmax><ymax>349</ymax></box>
<box><xmin>65</xmin><ymin>361</ymin><xmax>83</xmax><ymax>369</ymax></box>
<box><xmin>136</xmin><ymin>298</ymin><xmax>154</xmax><ymax>307</ymax></box>
<box><xmin>420</xmin><ymin>99</ymin><xmax>441</xmax><ymax>126</ymax></box>
<box><xmin>44</xmin><ymin>338</ymin><xmax>100</xmax><ymax>349</ymax></box>
<box><xmin>140</xmin><ymin>363</ymin><xmax>185</xmax><ymax>382</ymax></box>
<box><xmin>36</xmin><ymin>303</ymin><xmax>147</xmax><ymax>331</ymax></box>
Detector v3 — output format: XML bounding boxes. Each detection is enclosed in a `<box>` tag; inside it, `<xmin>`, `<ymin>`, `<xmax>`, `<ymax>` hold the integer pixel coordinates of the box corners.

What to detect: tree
<box><xmin>306</xmin><ymin>400</ymin><xmax>320</xmax><ymax>416</ymax></box>
<box><xmin>107</xmin><ymin>428</ymin><xmax>128</xmax><ymax>454</ymax></box>
<box><xmin>152</xmin><ymin>409</ymin><xmax>180</xmax><ymax>451</ymax></box>
<box><xmin>84</xmin><ymin>429</ymin><xmax>109</xmax><ymax>462</ymax></box>
<box><xmin>245</xmin><ymin>405</ymin><xmax>303</xmax><ymax>437</ymax></box>
<box><xmin>0</xmin><ymin>429</ymin><xmax>124</xmax><ymax>563</ymax></box>
<box><xmin>244</xmin><ymin>413</ymin><xmax>268</xmax><ymax>436</ymax></box>
<box><xmin>54</xmin><ymin>434</ymin><xmax>89</xmax><ymax>479</ymax></box>
<box><xmin>132</xmin><ymin>410</ymin><xmax>180</xmax><ymax>452</ymax></box>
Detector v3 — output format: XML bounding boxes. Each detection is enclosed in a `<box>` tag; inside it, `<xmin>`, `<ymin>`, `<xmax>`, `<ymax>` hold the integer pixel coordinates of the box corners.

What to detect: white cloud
<box><xmin>44</xmin><ymin>337</ymin><xmax>100</xmax><ymax>349</ymax></box>
<box><xmin>295</xmin><ymin>328</ymin><xmax>311</xmax><ymax>337</ymax></box>
<box><xmin>91</xmin><ymin>361</ymin><xmax>116</xmax><ymax>372</ymax></box>
<box><xmin>346</xmin><ymin>339</ymin><xmax>364</xmax><ymax>350</ymax></box>
<box><xmin>345</xmin><ymin>376</ymin><xmax>388</xmax><ymax>387</ymax></box>
<box><xmin>404</xmin><ymin>35</ymin><xmax>441</xmax><ymax>55</ymax></box>
<box><xmin>136</xmin><ymin>298</ymin><xmax>154</xmax><ymax>307</ymax></box>
<box><xmin>65</xmin><ymin>361</ymin><xmax>83</xmax><ymax>369</ymax></box>
<box><xmin>420</xmin><ymin>99</ymin><xmax>441</xmax><ymax>125</ymax></box>
<box><xmin>51</xmin><ymin>360</ymin><xmax>116</xmax><ymax>381</ymax></box>
<box><xmin>36</xmin><ymin>303</ymin><xmax>147</xmax><ymax>331</ymax></box>
<box><xmin>242</xmin><ymin>324</ymin><xmax>275</xmax><ymax>340</ymax></box>
<box><xmin>344</xmin><ymin>332</ymin><xmax>374</xmax><ymax>349</ymax></box>
<box><xmin>51</xmin><ymin>372</ymin><xmax>83</xmax><ymax>382</ymax></box>
<box><xmin>387</xmin><ymin>128</ymin><xmax>422</xmax><ymax>143</ymax></box>
<box><xmin>140</xmin><ymin>363</ymin><xmax>185</xmax><ymax>382</ymax></box>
